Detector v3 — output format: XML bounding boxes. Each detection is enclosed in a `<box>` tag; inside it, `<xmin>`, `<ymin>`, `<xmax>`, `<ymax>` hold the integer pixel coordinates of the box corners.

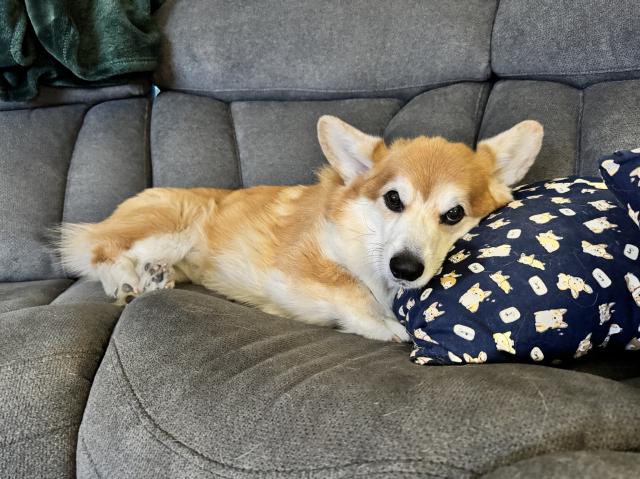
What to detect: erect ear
<box><xmin>317</xmin><ymin>115</ymin><xmax>382</xmax><ymax>183</ymax></box>
<box><xmin>478</xmin><ymin>120</ymin><xmax>544</xmax><ymax>186</ymax></box>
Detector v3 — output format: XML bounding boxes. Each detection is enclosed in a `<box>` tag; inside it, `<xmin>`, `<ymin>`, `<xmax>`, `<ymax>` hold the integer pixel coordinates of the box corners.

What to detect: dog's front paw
<box><xmin>140</xmin><ymin>263</ymin><xmax>176</xmax><ymax>292</ymax></box>
<box><xmin>114</xmin><ymin>282</ymin><xmax>140</xmax><ymax>305</ymax></box>
<box><xmin>384</xmin><ymin>319</ymin><xmax>411</xmax><ymax>343</ymax></box>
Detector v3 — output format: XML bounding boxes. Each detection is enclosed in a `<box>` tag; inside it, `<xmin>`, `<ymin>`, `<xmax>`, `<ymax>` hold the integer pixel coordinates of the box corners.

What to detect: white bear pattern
<box><xmin>398</xmin><ymin>168</ymin><xmax>640</xmax><ymax>366</ymax></box>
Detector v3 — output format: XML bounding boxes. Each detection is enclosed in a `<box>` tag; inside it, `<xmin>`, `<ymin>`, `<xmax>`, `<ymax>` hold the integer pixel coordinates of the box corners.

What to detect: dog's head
<box><xmin>318</xmin><ymin>115</ymin><xmax>543</xmax><ymax>292</ymax></box>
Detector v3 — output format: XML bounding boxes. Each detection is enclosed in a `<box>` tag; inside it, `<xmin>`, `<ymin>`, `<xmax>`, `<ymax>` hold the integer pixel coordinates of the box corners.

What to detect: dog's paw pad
<box><xmin>141</xmin><ymin>263</ymin><xmax>175</xmax><ymax>291</ymax></box>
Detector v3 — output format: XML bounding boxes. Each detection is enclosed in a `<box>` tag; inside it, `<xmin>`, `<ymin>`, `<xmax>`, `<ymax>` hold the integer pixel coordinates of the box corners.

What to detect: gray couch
<box><xmin>2</xmin><ymin>1</ymin><xmax>640</xmax><ymax>477</ymax></box>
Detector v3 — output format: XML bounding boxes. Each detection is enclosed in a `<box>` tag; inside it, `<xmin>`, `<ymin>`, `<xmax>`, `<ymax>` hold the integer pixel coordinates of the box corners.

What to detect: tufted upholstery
<box><xmin>1</xmin><ymin>0</ymin><xmax>640</xmax><ymax>477</ymax></box>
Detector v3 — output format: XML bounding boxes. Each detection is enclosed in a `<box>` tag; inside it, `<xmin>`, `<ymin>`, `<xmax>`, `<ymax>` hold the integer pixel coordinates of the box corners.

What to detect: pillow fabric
<box><xmin>394</xmin><ymin>175</ymin><xmax>640</xmax><ymax>365</ymax></box>
<box><xmin>599</xmin><ymin>148</ymin><xmax>640</xmax><ymax>229</ymax></box>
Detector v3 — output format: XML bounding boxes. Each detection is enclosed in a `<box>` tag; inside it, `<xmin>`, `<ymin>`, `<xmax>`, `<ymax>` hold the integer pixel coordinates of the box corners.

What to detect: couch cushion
<box><xmin>492</xmin><ymin>0</ymin><xmax>640</xmax><ymax>87</ymax></box>
<box><xmin>0</xmin><ymin>96</ymin><xmax>150</xmax><ymax>282</ymax></box>
<box><xmin>483</xmin><ymin>450</ymin><xmax>640</xmax><ymax>479</ymax></box>
<box><xmin>78</xmin><ymin>290</ymin><xmax>640</xmax><ymax>478</ymax></box>
<box><xmin>478</xmin><ymin>79</ymin><xmax>640</xmax><ymax>183</ymax></box>
<box><xmin>148</xmin><ymin>83</ymin><xmax>490</xmax><ymax>189</ymax></box>
<box><xmin>0</xmin><ymin>303</ymin><xmax>121</xmax><ymax>478</ymax></box>
<box><xmin>0</xmin><ymin>279</ymin><xmax>73</xmax><ymax>314</ymax></box>
<box><xmin>154</xmin><ymin>0</ymin><xmax>496</xmax><ymax>101</ymax></box>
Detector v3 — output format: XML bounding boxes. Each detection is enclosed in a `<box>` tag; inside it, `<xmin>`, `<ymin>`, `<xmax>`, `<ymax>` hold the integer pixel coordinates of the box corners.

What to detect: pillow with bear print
<box><xmin>394</xmin><ymin>175</ymin><xmax>640</xmax><ymax>365</ymax></box>
<box><xmin>599</xmin><ymin>148</ymin><xmax>640</xmax><ymax>229</ymax></box>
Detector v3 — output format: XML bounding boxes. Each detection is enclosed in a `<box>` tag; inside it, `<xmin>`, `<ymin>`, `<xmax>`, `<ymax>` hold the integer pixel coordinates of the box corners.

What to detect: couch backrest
<box><xmin>1</xmin><ymin>0</ymin><xmax>639</xmax><ymax>281</ymax></box>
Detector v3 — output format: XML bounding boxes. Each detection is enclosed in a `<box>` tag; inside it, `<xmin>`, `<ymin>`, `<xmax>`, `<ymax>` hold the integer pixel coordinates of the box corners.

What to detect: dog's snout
<box><xmin>390</xmin><ymin>252</ymin><xmax>424</xmax><ymax>282</ymax></box>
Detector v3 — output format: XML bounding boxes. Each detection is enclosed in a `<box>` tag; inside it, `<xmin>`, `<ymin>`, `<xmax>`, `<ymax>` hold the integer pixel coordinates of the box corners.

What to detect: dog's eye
<box><xmin>383</xmin><ymin>190</ymin><xmax>404</xmax><ymax>212</ymax></box>
<box><xmin>441</xmin><ymin>205</ymin><xmax>465</xmax><ymax>225</ymax></box>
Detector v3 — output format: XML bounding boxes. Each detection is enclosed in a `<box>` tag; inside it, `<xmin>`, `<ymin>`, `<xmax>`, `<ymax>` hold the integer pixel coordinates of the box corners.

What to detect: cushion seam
<box><xmin>495</xmin><ymin>67</ymin><xmax>640</xmax><ymax>77</ymax></box>
<box><xmin>574</xmin><ymin>90</ymin><xmax>585</xmax><ymax>174</ymax></box>
<box><xmin>227</xmin><ymin>104</ymin><xmax>244</xmax><ymax>187</ymax></box>
<box><xmin>107</xmin><ymin>339</ymin><xmax>475</xmax><ymax>476</ymax></box>
<box><xmin>78</xmin><ymin>434</ymin><xmax>104</xmax><ymax>479</ymax></box>
<box><xmin>156</xmin><ymin>77</ymin><xmax>489</xmax><ymax>96</ymax></box>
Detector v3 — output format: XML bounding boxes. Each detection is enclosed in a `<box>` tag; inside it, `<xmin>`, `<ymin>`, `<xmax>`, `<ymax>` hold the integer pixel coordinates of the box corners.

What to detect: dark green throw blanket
<box><xmin>0</xmin><ymin>0</ymin><xmax>163</xmax><ymax>101</ymax></box>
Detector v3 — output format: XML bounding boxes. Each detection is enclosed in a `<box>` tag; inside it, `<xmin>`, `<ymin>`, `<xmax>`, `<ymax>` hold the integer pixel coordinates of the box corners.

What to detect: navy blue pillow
<box><xmin>599</xmin><ymin>148</ymin><xmax>640</xmax><ymax>229</ymax></box>
<box><xmin>394</xmin><ymin>176</ymin><xmax>640</xmax><ymax>365</ymax></box>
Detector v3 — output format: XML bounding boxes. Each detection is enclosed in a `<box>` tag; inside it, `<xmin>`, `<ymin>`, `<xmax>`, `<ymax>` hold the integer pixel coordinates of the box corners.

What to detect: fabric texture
<box><xmin>232</xmin><ymin>99</ymin><xmax>402</xmax><ymax>186</ymax></box>
<box><xmin>394</xmin><ymin>176</ymin><xmax>640</xmax><ymax>365</ymax></box>
<box><xmin>77</xmin><ymin>290</ymin><xmax>640</xmax><ymax>478</ymax></box>
<box><xmin>153</xmin><ymin>0</ymin><xmax>496</xmax><ymax>101</ymax></box>
<box><xmin>483</xmin><ymin>451</ymin><xmax>640</xmax><ymax>479</ymax></box>
<box><xmin>63</xmin><ymin>98</ymin><xmax>150</xmax><ymax>223</ymax></box>
<box><xmin>0</xmin><ymin>279</ymin><xmax>72</xmax><ymax>314</ymax></box>
<box><xmin>0</xmin><ymin>0</ymin><xmax>161</xmax><ymax>101</ymax></box>
<box><xmin>151</xmin><ymin>92</ymin><xmax>241</xmax><ymax>188</ymax></box>
<box><xmin>0</xmin><ymin>303</ymin><xmax>121</xmax><ymax>478</ymax></box>
<box><xmin>0</xmin><ymin>104</ymin><xmax>86</xmax><ymax>281</ymax></box>
<box><xmin>384</xmin><ymin>83</ymin><xmax>490</xmax><ymax>146</ymax></box>
<box><xmin>491</xmin><ymin>0</ymin><xmax>640</xmax><ymax>86</ymax></box>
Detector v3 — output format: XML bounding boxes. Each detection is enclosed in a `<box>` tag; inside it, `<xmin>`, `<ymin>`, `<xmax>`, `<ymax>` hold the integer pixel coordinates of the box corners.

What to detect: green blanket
<box><xmin>0</xmin><ymin>0</ymin><xmax>163</xmax><ymax>101</ymax></box>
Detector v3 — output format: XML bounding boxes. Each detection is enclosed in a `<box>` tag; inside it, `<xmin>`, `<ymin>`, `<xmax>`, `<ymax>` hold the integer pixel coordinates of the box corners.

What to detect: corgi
<box><xmin>57</xmin><ymin>116</ymin><xmax>543</xmax><ymax>341</ymax></box>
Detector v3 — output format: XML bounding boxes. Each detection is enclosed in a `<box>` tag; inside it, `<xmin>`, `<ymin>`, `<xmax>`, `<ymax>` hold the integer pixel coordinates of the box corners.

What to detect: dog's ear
<box><xmin>478</xmin><ymin>120</ymin><xmax>543</xmax><ymax>186</ymax></box>
<box><xmin>317</xmin><ymin>115</ymin><xmax>382</xmax><ymax>183</ymax></box>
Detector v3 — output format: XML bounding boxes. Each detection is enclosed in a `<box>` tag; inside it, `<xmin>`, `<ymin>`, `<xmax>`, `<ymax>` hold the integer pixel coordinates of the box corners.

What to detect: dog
<box><xmin>57</xmin><ymin>116</ymin><xmax>543</xmax><ymax>341</ymax></box>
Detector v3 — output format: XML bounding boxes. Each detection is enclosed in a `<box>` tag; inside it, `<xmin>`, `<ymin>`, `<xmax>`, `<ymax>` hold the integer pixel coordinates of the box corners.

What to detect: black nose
<box><xmin>390</xmin><ymin>252</ymin><xmax>424</xmax><ymax>281</ymax></box>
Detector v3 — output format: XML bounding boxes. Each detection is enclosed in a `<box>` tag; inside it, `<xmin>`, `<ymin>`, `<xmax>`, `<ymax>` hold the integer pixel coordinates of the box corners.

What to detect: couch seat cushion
<box><xmin>0</xmin><ymin>279</ymin><xmax>73</xmax><ymax>314</ymax></box>
<box><xmin>78</xmin><ymin>290</ymin><xmax>640</xmax><ymax>478</ymax></box>
<box><xmin>0</xmin><ymin>303</ymin><xmax>121</xmax><ymax>478</ymax></box>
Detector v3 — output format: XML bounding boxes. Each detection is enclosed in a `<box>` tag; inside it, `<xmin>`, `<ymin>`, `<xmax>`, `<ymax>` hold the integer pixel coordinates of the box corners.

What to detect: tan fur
<box><xmin>58</xmin><ymin>116</ymin><xmax>543</xmax><ymax>341</ymax></box>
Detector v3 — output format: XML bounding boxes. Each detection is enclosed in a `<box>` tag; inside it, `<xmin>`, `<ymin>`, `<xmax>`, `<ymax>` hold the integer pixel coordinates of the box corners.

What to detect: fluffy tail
<box><xmin>53</xmin><ymin>223</ymin><xmax>97</xmax><ymax>278</ymax></box>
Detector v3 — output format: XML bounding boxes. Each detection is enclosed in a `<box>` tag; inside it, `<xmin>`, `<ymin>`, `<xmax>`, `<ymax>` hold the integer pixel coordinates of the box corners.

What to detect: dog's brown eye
<box><xmin>383</xmin><ymin>190</ymin><xmax>404</xmax><ymax>212</ymax></box>
<box><xmin>441</xmin><ymin>205</ymin><xmax>465</xmax><ymax>225</ymax></box>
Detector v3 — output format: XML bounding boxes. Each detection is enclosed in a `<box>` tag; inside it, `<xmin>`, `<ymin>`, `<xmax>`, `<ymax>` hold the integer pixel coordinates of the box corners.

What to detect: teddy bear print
<box><xmin>557</xmin><ymin>273</ymin><xmax>593</xmax><ymax>299</ymax></box>
<box><xmin>600</xmin><ymin>323</ymin><xmax>622</xmax><ymax>348</ymax></box>
<box><xmin>628</xmin><ymin>204</ymin><xmax>640</xmax><ymax>227</ymax></box>
<box><xmin>600</xmin><ymin>159</ymin><xmax>620</xmax><ymax>176</ymax></box>
<box><xmin>574</xmin><ymin>333</ymin><xmax>593</xmax><ymax>358</ymax></box>
<box><xmin>551</xmin><ymin>197</ymin><xmax>572</xmax><ymax>204</ymax></box>
<box><xmin>581</xmin><ymin>240</ymin><xmax>613</xmax><ymax>259</ymax></box>
<box><xmin>583</xmin><ymin>216</ymin><xmax>618</xmax><ymax>234</ymax></box>
<box><xmin>463</xmin><ymin>352</ymin><xmax>488</xmax><ymax>364</ymax></box>
<box><xmin>414</xmin><ymin>328</ymin><xmax>439</xmax><ymax>344</ymax></box>
<box><xmin>440</xmin><ymin>271</ymin><xmax>461</xmax><ymax>289</ymax></box>
<box><xmin>536</xmin><ymin>230</ymin><xmax>563</xmax><ymax>253</ymax></box>
<box><xmin>507</xmin><ymin>200</ymin><xmax>524</xmax><ymax>209</ymax></box>
<box><xmin>478</xmin><ymin>244</ymin><xmax>511</xmax><ymax>258</ymax></box>
<box><xmin>544</xmin><ymin>181</ymin><xmax>572</xmax><ymax>193</ymax></box>
<box><xmin>624</xmin><ymin>273</ymin><xmax>640</xmax><ymax>307</ymax></box>
<box><xmin>459</xmin><ymin>283</ymin><xmax>492</xmax><ymax>313</ymax></box>
<box><xmin>518</xmin><ymin>253</ymin><xmax>546</xmax><ymax>270</ymax></box>
<box><xmin>588</xmin><ymin>199</ymin><xmax>617</xmax><ymax>212</ymax></box>
<box><xmin>534</xmin><ymin>309</ymin><xmax>569</xmax><ymax>333</ymax></box>
<box><xmin>629</xmin><ymin>166</ymin><xmax>640</xmax><ymax>182</ymax></box>
<box><xmin>448</xmin><ymin>249</ymin><xmax>470</xmax><ymax>264</ymax></box>
<box><xmin>423</xmin><ymin>301</ymin><xmax>445</xmax><ymax>321</ymax></box>
<box><xmin>581</xmin><ymin>188</ymin><xmax>597</xmax><ymax>194</ymax></box>
<box><xmin>487</xmin><ymin>218</ymin><xmax>511</xmax><ymax>230</ymax></box>
<box><xmin>493</xmin><ymin>331</ymin><xmax>516</xmax><ymax>354</ymax></box>
<box><xmin>625</xmin><ymin>337</ymin><xmax>640</xmax><ymax>351</ymax></box>
<box><xmin>598</xmin><ymin>302</ymin><xmax>615</xmax><ymax>325</ymax></box>
<box><xmin>526</xmin><ymin>194</ymin><xmax>543</xmax><ymax>199</ymax></box>
<box><xmin>461</xmin><ymin>233</ymin><xmax>479</xmax><ymax>241</ymax></box>
<box><xmin>405</xmin><ymin>298</ymin><xmax>416</xmax><ymax>311</ymax></box>
<box><xmin>489</xmin><ymin>271</ymin><xmax>513</xmax><ymax>293</ymax></box>
<box><xmin>530</xmin><ymin>212</ymin><xmax>558</xmax><ymax>224</ymax></box>
<box><xmin>573</xmin><ymin>178</ymin><xmax>606</xmax><ymax>189</ymax></box>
